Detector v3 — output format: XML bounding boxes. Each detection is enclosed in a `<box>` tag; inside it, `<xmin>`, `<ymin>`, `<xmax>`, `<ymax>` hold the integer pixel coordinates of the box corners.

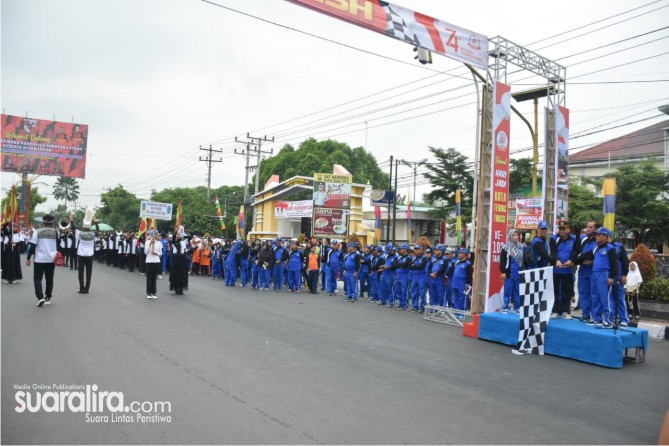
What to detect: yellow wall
<box><xmin>249</xmin><ymin>177</ymin><xmax>367</xmax><ymax>245</ymax></box>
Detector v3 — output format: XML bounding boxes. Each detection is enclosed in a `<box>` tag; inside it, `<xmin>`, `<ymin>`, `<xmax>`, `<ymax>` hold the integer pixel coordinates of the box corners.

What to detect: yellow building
<box><xmin>249</xmin><ymin>174</ymin><xmax>369</xmax><ymax>245</ymax></box>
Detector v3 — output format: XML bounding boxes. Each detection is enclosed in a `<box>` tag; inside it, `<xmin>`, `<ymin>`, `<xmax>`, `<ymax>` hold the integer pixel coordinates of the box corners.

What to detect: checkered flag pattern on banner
<box><xmin>380</xmin><ymin>1</ymin><xmax>418</xmax><ymax>45</ymax></box>
<box><xmin>515</xmin><ymin>267</ymin><xmax>555</xmax><ymax>355</ymax></box>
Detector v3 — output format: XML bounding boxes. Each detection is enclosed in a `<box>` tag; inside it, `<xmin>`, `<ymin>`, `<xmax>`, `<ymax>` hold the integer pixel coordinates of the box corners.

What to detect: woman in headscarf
<box><xmin>500</xmin><ymin>229</ymin><xmax>524</xmax><ymax>313</ymax></box>
<box><xmin>625</xmin><ymin>261</ymin><xmax>643</xmax><ymax>320</ymax></box>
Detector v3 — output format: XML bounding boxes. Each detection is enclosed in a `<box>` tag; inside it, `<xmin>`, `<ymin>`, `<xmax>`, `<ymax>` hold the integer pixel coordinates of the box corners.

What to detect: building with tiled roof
<box><xmin>569</xmin><ymin>119</ymin><xmax>668</xmax><ymax>183</ymax></box>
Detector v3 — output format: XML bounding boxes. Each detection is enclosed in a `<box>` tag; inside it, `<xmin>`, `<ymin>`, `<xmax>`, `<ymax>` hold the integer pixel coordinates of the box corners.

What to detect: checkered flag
<box><xmin>515</xmin><ymin>267</ymin><xmax>554</xmax><ymax>355</ymax></box>
<box><xmin>380</xmin><ymin>1</ymin><xmax>418</xmax><ymax>45</ymax></box>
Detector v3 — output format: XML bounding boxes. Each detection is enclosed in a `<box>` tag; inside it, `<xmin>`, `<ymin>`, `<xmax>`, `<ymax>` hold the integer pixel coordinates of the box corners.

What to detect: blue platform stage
<box><xmin>478</xmin><ymin>312</ymin><xmax>649</xmax><ymax>368</ymax></box>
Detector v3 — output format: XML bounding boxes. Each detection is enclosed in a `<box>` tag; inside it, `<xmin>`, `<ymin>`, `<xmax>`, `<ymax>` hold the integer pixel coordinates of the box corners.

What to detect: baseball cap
<box><xmin>42</xmin><ymin>214</ymin><xmax>54</xmax><ymax>223</ymax></box>
<box><xmin>375</xmin><ymin>246</ymin><xmax>384</xmax><ymax>253</ymax></box>
<box><xmin>413</xmin><ymin>244</ymin><xmax>424</xmax><ymax>250</ymax></box>
<box><xmin>538</xmin><ymin>221</ymin><xmax>549</xmax><ymax>230</ymax></box>
<box><xmin>435</xmin><ymin>244</ymin><xmax>445</xmax><ymax>251</ymax></box>
<box><xmin>347</xmin><ymin>242</ymin><xmax>356</xmax><ymax>248</ymax></box>
<box><xmin>459</xmin><ymin>248</ymin><xmax>469</xmax><ymax>255</ymax></box>
<box><xmin>332</xmin><ymin>239</ymin><xmax>339</xmax><ymax>245</ymax></box>
<box><xmin>595</xmin><ymin>227</ymin><xmax>612</xmax><ymax>237</ymax></box>
<box><xmin>400</xmin><ymin>243</ymin><xmax>409</xmax><ymax>250</ymax></box>
<box><xmin>558</xmin><ymin>221</ymin><xmax>570</xmax><ymax>229</ymax></box>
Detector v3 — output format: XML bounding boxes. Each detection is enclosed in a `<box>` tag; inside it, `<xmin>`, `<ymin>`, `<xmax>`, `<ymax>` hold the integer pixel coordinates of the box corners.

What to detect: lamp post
<box><xmin>399</xmin><ymin>158</ymin><xmax>428</xmax><ymax>243</ymax></box>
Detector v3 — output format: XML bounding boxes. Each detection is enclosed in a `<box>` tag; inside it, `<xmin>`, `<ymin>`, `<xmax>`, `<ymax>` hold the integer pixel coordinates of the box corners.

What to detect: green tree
<box><xmin>509</xmin><ymin>157</ymin><xmax>534</xmax><ymax>195</ymax></box>
<box><xmin>567</xmin><ymin>181</ymin><xmax>602</xmax><ymax>233</ymax></box>
<box><xmin>97</xmin><ymin>185</ymin><xmax>141</xmax><ymax>232</ymax></box>
<box><xmin>52</xmin><ymin>176</ymin><xmax>80</xmax><ymax>208</ymax></box>
<box><xmin>257</xmin><ymin>139</ymin><xmax>389</xmax><ymax>190</ymax></box>
<box><xmin>610</xmin><ymin>160</ymin><xmax>669</xmax><ymax>246</ymax></box>
<box><xmin>422</xmin><ymin>147</ymin><xmax>474</xmax><ymax>224</ymax></box>
<box><xmin>151</xmin><ymin>185</ymin><xmax>244</xmax><ymax>237</ymax></box>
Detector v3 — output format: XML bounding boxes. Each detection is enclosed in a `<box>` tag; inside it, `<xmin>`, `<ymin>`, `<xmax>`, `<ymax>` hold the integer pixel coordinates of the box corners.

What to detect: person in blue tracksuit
<box><xmin>326</xmin><ymin>240</ymin><xmax>342</xmax><ymax>295</ymax></box>
<box><xmin>429</xmin><ymin>245</ymin><xmax>448</xmax><ymax>308</ymax></box>
<box><xmin>611</xmin><ymin>235</ymin><xmax>630</xmax><ymax>327</ymax></box>
<box><xmin>257</xmin><ymin>241</ymin><xmax>273</xmax><ymax>291</ymax></box>
<box><xmin>369</xmin><ymin>246</ymin><xmax>383</xmax><ymax>301</ymax></box>
<box><xmin>249</xmin><ymin>240</ymin><xmax>259</xmax><ymax>289</ymax></box>
<box><xmin>575</xmin><ymin>220</ymin><xmax>599</xmax><ymax>322</ymax></box>
<box><xmin>393</xmin><ymin>244</ymin><xmax>411</xmax><ymax>310</ymax></box>
<box><xmin>575</xmin><ymin>227</ymin><xmax>619</xmax><ymax>328</ymax></box>
<box><xmin>211</xmin><ymin>242</ymin><xmax>223</xmax><ymax>280</ymax></box>
<box><xmin>449</xmin><ymin>248</ymin><xmax>473</xmax><ymax>312</ymax></box>
<box><xmin>528</xmin><ymin>220</ymin><xmax>554</xmax><ymax>269</ymax></box>
<box><xmin>239</xmin><ymin>240</ymin><xmax>250</xmax><ymax>287</ymax></box>
<box><xmin>343</xmin><ymin>242</ymin><xmax>361</xmax><ymax>301</ymax></box>
<box><xmin>550</xmin><ymin>222</ymin><xmax>579</xmax><ymax>318</ymax></box>
<box><xmin>444</xmin><ymin>249</ymin><xmax>457</xmax><ymax>308</ymax></box>
<box><xmin>287</xmin><ymin>241</ymin><xmax>304</xmax><ymax>292</ymax></box>
<box><xmin>409</xmin><ymin>244</ymin><xmax>429</xmax><ymax>312</ymax></box>
<box><xmin>273</xmin><ymin>239</ymin><xmax>288</xmax><ymax>291</ymax></box>
<box><xmin>500</xmin><ymin>229</ymin><xmax>525</xmax><ymax>313</ymax></box>
<box><xmin>224</xmin><ymin>240</ymin><xmax>242</xmax><ymax>286</ymax></box>
<box><xmin>358</xmin><ymin>245</ymin><xmax>372</xmax><ymax>299</ymax></box>
<box><xmin>378</xmin><ymin>245</ymin><xmax>397</xmax><ymax>306</ymax></box>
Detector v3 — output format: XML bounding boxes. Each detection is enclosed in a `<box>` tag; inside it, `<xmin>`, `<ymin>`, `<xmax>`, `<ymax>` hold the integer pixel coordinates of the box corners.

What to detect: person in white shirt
<box><xmin>26</xmin><ymin>214</ymin><xmax>59</xmax><ymax>307</ymax></box>
<box><xmin>144</xmin><ymin>232</ymin><xmax>163</xmax><ymax>299</ymax></box>
<box><xmin>70</xmin><ymin>212</ymin><xmax>99</xmax><ymax>294</ymax></box>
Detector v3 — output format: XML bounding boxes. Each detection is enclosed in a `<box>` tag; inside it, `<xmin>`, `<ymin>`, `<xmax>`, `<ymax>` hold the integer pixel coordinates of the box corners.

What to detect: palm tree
<box><xmin>53</xmin><ymin>176</ymin><xmax>80</xmax><ymax>209</ymax></box>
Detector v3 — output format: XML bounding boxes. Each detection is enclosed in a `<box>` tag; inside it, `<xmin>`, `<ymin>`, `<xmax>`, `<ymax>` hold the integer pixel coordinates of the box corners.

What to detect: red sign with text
<box><xmin>485</xmin><ymin>81</ymin><xmax>511</xmax><ymax>313</ymax></box>
<box><xmin>1</xmin><ymin>114</ymin><xmax>88</xmax><ymax>178</ymax></box>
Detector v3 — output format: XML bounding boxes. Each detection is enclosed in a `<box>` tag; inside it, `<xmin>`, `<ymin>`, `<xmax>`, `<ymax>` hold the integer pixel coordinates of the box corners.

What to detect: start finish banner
<box><xmin>1</xmin><ymin>114</ymin><xmax>88</xmax><ymax>178</ymax></box>
<box><xmin>288</xmin><ymin>0</ymin><xmax>488</xmax><ymax>69</ymax></box>
<box><xmin>485</xmin><ymin>81</ymin><xmax>511</xmax><ymax>313</ymax></box>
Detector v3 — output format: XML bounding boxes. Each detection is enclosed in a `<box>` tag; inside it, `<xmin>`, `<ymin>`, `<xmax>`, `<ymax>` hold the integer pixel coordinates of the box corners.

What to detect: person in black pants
<box><xmin>70</xmin><ymin>212</ymin><xmax>99</xmax><ymax>294</ymax></box>
<box><xmin>144</xmin><ymin>233</ymin><xmax>163</xmax><ymax>299</ymax></box>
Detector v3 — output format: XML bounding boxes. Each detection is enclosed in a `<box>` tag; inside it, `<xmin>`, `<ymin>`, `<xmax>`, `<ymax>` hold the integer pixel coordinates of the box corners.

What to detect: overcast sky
<box><xmin>2</xmin><ymin>0</ymin><xmax>668</xmax><ymax>213</ymax></box>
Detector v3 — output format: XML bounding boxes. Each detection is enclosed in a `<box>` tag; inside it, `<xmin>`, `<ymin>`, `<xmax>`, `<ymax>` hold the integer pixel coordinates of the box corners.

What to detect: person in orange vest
<box><xmin>190</xmin><ymin>239</ymin><xmax>201</xmax><ymax>275</ymax></box>
<box><xmin>199</xmin><ymin>241</ymin><xmax>212</xmax><ymax>276</ymax></box>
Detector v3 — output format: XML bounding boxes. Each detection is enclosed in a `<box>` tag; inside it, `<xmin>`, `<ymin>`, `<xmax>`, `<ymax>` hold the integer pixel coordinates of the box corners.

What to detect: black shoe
<box><xmin>78</xmin><ymin>290</ymin><xmax>85</xmax><ymax>294</ymax></box>
<box><xmin>37</xmin><ymin>298</ymin><xmax>45</xmax><ymax>307</ymax></box>
<box><xmin>44</xmin><ymin>297</ymin><xmax>51</xmax><ymax>305</ymax></box>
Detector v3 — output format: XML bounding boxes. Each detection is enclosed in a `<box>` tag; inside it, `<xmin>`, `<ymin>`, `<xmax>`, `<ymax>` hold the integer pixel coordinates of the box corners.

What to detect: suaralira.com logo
<box><xmin>14</xmin><ymin>384</ymin><xmax>171</xmax><ymax>423</ymax></box>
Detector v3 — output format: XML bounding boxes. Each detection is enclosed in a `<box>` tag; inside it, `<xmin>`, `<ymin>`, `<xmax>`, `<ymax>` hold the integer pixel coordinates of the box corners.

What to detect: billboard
<box><xmin>140</xmin><ymin>201</ymin><xmax>173</xmax><ymax>220</ymax></box>
<box><xmin>313</xmin><ymin>173</ymin><xmax>352</xmax><ymax>209</ymax></box>
<box><xmin>515</xmin><ymin>198</ymin><xmax>543</xmax><ymax>230</ymax></box>
<box><xmin>1</xmin><ymin>114</ymin><xmax>88</xmax><ymax>178</ymax></box>
<box><xmin>275</xmin><ymin>200</ymin><xmax>313</xmax><ymax>219</ymax></box>
<box><xmin>312</xmin><ymin>207</ymin><xmax>348</xmax><ymax>237</ymax></box>
<box><xmin>370</xmin><ymin>189</ymin><xmax>395</xmax><ymax>205</ymax></box>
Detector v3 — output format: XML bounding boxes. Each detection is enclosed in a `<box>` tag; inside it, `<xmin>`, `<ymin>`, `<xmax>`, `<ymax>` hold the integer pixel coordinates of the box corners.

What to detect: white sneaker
<box><xmin>151</xmin><ymin>295</ymin><xmax>158</xmax><ymax>299</ymax></box>
<box><xmin>147</xmin><ymin>295</ymin><xmax>152</xmax><ymax>299</ymax></box>
<box><xmin>511</xmin><ymin>349</ymin><xmax>528</xmax><ymax>355</ymax></box>
<box><xmin>36</xmin><ymin>298</ymin><xmax>45</xmax><ymax>307</ymax></box>
<box><xmin>158</xmin><ymin>275</ymin><xmax>163</xmax><ymax>280</ymax></box>
<box><xmin>562</xmin><ymin>313</ymin><xmax>573</xmax><ymax>320</ymax></box>
<box><xmin>2</xmin><ymin>280</ymin><xmax>9</xmax><ymax>284</ymax></box>
<box><xmin>550</xmin><ymin>313</ymin><xmax>558</xmax><ymax>319</ymax></box>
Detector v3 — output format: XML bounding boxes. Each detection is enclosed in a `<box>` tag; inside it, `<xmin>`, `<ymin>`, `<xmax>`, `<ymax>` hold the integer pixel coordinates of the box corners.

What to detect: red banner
<box><xmin>485</xmin><ymin>81</ymin><xmax>511</xmax><ymax>313</ymax></box>
<box><xmin>1</xmin><ymin>114</ymin><xmax>88</xmax><ymax>178</ymax></box>
<box><xmin>312</xmin><ymin>207</ymin><xmax>348</xmax><ymax>237</ymax></box>
<box><xmin>288</xmin><ymin>0</ymin><xmax>488</xmax><ymax>69</ymax></box>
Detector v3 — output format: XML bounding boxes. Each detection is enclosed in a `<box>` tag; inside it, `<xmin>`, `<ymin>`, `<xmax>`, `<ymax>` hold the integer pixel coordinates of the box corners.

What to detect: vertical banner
<box><xmin>374</xmin><ymin>206</ymin><xmax>383</xmax><ymax>243</ymax></box>
<box><xmin>485</xmin><ymin>81</ymin><xmax>511</xmax><ymax>313</ymax></box>
<box><xmin>603</xmin><ymin>178</ymin><xmax>616</xmax><ymax>232</ymax></box>
<box><xmin>406</xmin><ymin>192</ymin><xmax>412</xmax><ymax>242</ymax></box>
<box><xmin>555</xmin><ymin>106</ymin><xmax>570</xmax><ymax>226</ymax></box>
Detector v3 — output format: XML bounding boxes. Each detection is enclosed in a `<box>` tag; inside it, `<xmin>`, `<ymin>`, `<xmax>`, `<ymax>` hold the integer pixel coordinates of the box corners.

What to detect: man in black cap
<box><xmin>25</xmin><ymin>214</ymin><xmax>59</xmax><ymax>307</ymax></box>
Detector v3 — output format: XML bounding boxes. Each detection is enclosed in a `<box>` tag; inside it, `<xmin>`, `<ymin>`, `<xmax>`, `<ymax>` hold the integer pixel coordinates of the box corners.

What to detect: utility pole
<box><xmin>386</xmin><ymin>155</ymin><xmax>393</xmax><ymax>243</ymax></box>
<box><xmin>234</xmin><ymin>142</ymin><xmax>253</xmax><ymax>203</ymax></box>
<box><xmin>199</xmin><ymin>145</ymin><xmax>222</xmax><ymax>202</ymax></box>
<box><xmin>392</xmin><ymin>157</ymin><xmax>399</xmax><ymax>245</ymax></box>
<box><xmin>235</xmin><ymin>133</ymin><xmax>274</xmax><ymax>232</ymax></box>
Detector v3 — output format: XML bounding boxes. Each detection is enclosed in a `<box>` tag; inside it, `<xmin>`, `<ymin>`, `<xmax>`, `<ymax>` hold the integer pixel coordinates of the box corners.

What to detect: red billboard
<box><xmin>1</xmin><ymin>114</ymin><xmax>88</xmax><ymax>178</ymax></box>
<box><xmin>312</xmin><ymin>207</ymin><xmax>349</xmax><ymax>237</ymax></box>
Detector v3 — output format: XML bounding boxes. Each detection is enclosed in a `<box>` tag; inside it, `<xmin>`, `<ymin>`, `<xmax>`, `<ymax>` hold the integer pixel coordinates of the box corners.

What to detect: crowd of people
<box><xmin>503</xmin><ymin>219</ymin><xmax>640</xmax><ymax>329</ymax></box>
<box><xmin>2</xmin><ymin>216</ymin><xmax>645</xmax><ymax>327</ymax></box>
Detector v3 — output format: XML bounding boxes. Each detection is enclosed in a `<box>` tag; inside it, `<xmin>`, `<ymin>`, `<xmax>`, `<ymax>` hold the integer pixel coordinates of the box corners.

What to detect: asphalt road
<box><xmin>2</xmin><ymin>262</ymin><xmax>668</xmax><ymax>444</ymax></box>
